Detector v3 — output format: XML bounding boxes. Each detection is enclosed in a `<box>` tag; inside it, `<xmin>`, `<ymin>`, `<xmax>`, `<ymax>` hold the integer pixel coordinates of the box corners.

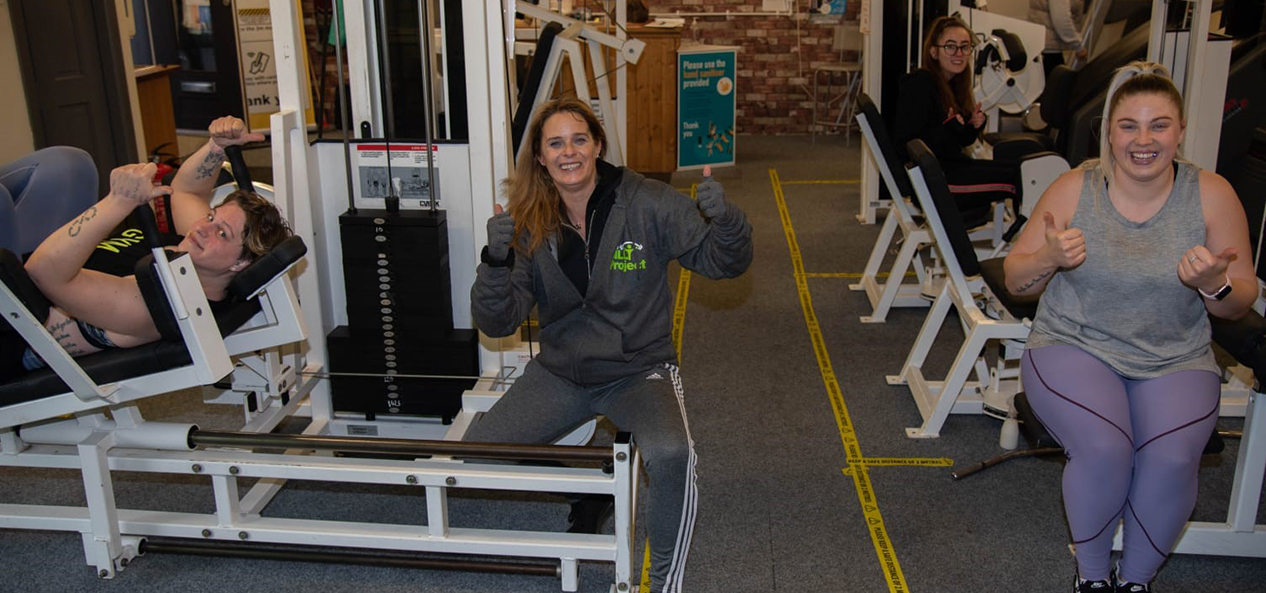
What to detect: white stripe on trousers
<box><xmin>660</xmin><ymin>363</ymin><xmax>697</xmax><ymax>593</ymax></box>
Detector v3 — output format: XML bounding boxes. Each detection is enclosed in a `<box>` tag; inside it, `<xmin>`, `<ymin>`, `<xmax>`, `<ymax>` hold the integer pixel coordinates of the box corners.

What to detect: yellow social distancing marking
<box><xmin>849</xmin><ymin>457</ymin><xmax>955</xmax><ymax>468</ymax></box>
<box><xmin>781</xmin><ymin>179</ymin><xmax>862</xmax><ymax>185</ymax></box>
<box><xmin>771</xmin><ymin>168</ymin><xmax>912</xmax><ymax>593</ymax></box>
<box><xmin>805</xmin><ymin>271</ymin><xmax>916</xmax><ymax>279</ymax></box>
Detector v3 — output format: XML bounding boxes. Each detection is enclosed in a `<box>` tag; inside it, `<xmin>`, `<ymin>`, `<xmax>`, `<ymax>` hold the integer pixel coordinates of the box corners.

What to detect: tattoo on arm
<box><xmin>68</xmin><ymin>206</ymin><xmax>98</xmax><ymax>237</ymax></box>
<box><xmin>194</xmin><ymin>153</ymin><xmax>226</xmax><ymax>180</ymax></box>
<box><xmin>1015</xmin><ymin>270</ymin><xmax>1053</xmax><ymax>293</ymax></box>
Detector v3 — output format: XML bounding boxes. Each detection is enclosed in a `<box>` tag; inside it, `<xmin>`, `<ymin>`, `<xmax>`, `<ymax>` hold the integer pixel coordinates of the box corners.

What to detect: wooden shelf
<box><xmin>133</xmin><ymin>64</ymin><xmax>181</xmax><ymax>157</ymax></box>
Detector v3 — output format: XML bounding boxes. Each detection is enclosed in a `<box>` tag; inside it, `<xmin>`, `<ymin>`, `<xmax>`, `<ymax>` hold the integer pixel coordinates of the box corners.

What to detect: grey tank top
<box><xmin>1026</xmin><ymin>161</ymin><xmax>1217</xmax><ymax>379</ymax></box>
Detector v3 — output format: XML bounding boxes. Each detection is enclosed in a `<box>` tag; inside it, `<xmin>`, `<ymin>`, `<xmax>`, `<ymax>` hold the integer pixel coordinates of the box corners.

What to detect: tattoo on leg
<box><xmin>1016</xmin><ymin>270</ymin><xmax>1053</xmax><ymax>293</ymax></box>
<box><xmin>68</xmin><ymin>206</ymin><xmax>98</xmax><ymax>237</ymax></box>
<box><xmin>194</xmin><ymin>152</ymin><xmax>227</xmax><ymax>181</ymax></box>
<box><xmin>48</xmin><ymin>319</ymin><xmax>86</xmax><ymax>356</ymax></box>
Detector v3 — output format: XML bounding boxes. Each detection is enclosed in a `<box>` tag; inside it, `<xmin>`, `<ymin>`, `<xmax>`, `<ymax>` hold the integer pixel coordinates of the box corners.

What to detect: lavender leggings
<box><xmin>1021</xmin><ymin>344</ymin><xmax>1220</xmax><ymax>584</ymax></box>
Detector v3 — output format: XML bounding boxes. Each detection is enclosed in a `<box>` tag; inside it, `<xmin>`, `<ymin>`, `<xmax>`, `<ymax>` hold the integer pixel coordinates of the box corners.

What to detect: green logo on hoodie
<box><xmin>611</xmin><ymin>241</ymin><xmax>645</xmax><ymax>272</ymax></box>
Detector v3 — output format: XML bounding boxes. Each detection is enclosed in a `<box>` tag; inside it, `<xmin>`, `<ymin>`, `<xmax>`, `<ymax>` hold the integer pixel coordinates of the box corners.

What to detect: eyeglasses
<box><xmin>938</xmin><ymin>43</ymin><xmax>973</xmax><ymax>56</ymax></box>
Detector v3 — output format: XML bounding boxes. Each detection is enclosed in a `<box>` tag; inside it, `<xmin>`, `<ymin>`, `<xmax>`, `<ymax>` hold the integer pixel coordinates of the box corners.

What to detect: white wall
<box><xmin>0</xmin><ymin>0</ymin><xmax>35</xmax><ymax>163</ymax></box>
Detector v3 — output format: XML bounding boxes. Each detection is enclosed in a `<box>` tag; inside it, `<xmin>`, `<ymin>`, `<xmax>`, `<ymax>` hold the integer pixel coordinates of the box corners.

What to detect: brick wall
<box><xmin>650</xmin><ymin>0</ymin><xmax>860</xmax><ymax>135</ymax></box>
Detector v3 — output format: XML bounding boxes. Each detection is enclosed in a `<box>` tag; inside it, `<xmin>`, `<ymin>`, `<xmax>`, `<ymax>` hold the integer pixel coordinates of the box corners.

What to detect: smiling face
<box><xmin>1107</xmin><ymin>92</ymin><xmax>1185</xmax><ymax>184</ymax></box>
<box><xmin>178</xmin><ymin>201</ymin><xmax>250</xmax><ymax>274</ymax></box>
<box><xmin>536</xmin><ymin>111</ymin><xmax>603</xmax><ymax>197</ymax></box>
<box><xmin>930</xmin><ymin>26</ymin><xmax>972</xmax><ymax>79</ymax></box>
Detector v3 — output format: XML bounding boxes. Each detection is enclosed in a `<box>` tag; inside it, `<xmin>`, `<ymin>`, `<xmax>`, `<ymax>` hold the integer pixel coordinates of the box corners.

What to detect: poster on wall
<box><xmin>677</xmin><ymin>45</ymin><xmax>739</xmax><ymax>170</ymax></box>
<box><xmin>235</xmin><ymin>0</ymin><xmax>317</xmax><ymax>132</ymax></box>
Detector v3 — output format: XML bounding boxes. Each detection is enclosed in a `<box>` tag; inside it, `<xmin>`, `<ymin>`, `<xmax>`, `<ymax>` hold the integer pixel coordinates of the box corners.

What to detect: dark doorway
<box><xmin>9</xmin><ymin>0</ymin><xmax>138</xmax><ymax>197</ymax></box>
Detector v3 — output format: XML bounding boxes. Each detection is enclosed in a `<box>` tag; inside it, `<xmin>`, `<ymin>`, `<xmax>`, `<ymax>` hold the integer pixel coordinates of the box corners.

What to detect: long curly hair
<box><xmin>502</xmin><ymin>97</ymin><xmax>608</xmax><ymax>254</ymax></box>
<box><xmin>919</xmin><ymin>16</ymin><xmax>976</xmax><ymax>120</ymax></box>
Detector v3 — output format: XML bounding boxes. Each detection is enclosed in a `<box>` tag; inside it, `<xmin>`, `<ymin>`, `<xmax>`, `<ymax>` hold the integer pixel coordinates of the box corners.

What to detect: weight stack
<box><xmin>329</xmin><ymin>208</ymin><xmax>474</xmax><ymax>422</ymax></box>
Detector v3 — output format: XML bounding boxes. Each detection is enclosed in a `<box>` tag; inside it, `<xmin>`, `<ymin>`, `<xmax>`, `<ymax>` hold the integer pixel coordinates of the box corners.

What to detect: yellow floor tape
<box><xmin>780</xmin><ymin>179</ymin><xmax>862</xmax><ymax>185</ymax></box>
<box><xmin>849</xmin><ymin>457</ymin><xmax>955</xmax><ymax>468</ymax></box>
<box><xmin>805</xmin><ymin>271</ymin><xmax>916</xmax><ymax>279</ymax></box>
<box><xmin>771</xmin><ymin>168</ymin><xmax>912</xmax><ymax>593</ymax></box>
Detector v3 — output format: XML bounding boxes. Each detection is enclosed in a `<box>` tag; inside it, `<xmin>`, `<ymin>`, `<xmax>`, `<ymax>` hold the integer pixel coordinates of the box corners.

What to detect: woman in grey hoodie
<box><xmin>469</xmin><ymin>97</ymin><xmax>752</xmax><ymax>593</ymax></box>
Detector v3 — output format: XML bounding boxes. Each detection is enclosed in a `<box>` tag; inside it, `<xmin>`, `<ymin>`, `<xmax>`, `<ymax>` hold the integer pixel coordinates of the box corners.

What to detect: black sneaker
<box><xmin>1074</xmin><ymin>575</ymin><xmax>1113</xmax><ymax>592</ymax></box>
<box><xmin>1115</xmin><ymin>582</ymin><xmax>1151</xmax><ymax>593</ymax></box>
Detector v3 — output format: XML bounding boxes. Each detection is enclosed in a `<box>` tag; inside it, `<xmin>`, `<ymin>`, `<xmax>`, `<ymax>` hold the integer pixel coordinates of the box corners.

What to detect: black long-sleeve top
<box><xmin>892</xmin><ymin>69</ymin><xmax>984</xmax><ymax>165</ymax></box>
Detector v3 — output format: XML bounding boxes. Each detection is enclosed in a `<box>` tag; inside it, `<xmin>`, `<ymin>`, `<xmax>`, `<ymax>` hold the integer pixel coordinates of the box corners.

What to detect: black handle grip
<box><xmin>133</xmin><ymin>203</ymin><xmax>164</xmax><ymax>250</ymax></box>
<box><xmin>224</xmin><ymin>145</ymin><xmax>253</xmax><ymax>191</ymax></box>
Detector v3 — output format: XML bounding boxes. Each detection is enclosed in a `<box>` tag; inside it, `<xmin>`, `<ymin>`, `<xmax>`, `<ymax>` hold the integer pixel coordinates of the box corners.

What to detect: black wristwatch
<box><xmin>1199</xmin><ymin>274</ymin><xmax>1232</xmax><ymax>301</ymax></box>
<box><xmin>480</xmin><ymin>245</ymin><xmax>514</xmax><ymax>268</ymax></box>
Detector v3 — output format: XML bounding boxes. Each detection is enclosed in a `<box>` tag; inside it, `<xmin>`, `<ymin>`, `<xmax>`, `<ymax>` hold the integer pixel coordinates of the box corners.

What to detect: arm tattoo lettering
<box><xmin>1015</xmin><ymin>270</ymin><xmax>1053</xmax><ymax>294</ymax></box>
<box><xmin>194</xmin><ymin>153</ymin><xmax>226</xmax><ymax>180</ymax></box>
<box><xmin>68</xmin><ymin>206</ymin><xmax>98</xmax><ymax>237</ymax></box>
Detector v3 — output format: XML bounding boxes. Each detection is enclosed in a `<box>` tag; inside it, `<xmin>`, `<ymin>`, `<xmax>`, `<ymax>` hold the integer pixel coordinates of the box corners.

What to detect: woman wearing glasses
<box><xmin>893</xmin><ymin>15</ymin><xmax>1020</xmax><ymax>220</ymax></box>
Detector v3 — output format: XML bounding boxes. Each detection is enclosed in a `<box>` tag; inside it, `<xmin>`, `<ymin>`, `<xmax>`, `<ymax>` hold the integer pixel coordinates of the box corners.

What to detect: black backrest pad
<box><xmin>228</xmin><ymin>236</ymin><xmax>307</xmax><ymax>300</ymax></box>
<box><xmin>1040</xmin><ymin>65</ymin><xmax>1076</xmax><ymax>131</ymax></box>
<box><xmin>133</xmin><ymin>251</ymin><xmax>184</xmax><ymax>342</ymax></box>
<box><xmin>511</xmin><ymin>22</ymin><xmax>564</xmax><ymax>159</ymax></box>
<box><xmin>906</xmin><ymin>139</ymin><xmax>980</xmax><ymax>276</ymax></box>
<box><xmin>856</xmin><ymin>93</ymin><xmax>914</xmax><ymax>198</ymax></box>
<box><xmin>1210</xmin><ymin>309</ymin><xmax>1266</xmax><ymax>382</ymax></box>
<box><xmin>0</xmin><ymin>249</ymin><xmax>51</xmax><ymax>326</ymax></box>
<box><xmin>991</xmin><ymin>29</ymin><xmax>1027</xmax><ymax>71</ymax></box>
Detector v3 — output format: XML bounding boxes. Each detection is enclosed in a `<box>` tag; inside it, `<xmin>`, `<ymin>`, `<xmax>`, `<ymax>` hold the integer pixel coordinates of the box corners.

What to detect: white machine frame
<box><xmin>0</xmin><ymin>1</ymin><xmax>650</xmax><ymax>590</ymax></box>
<box><xmin>886</xmin><ymin>155</ymin><xmax>1028</xmax><ymax>438</ymax></box>
<box><xmin>0</xmin><ymin>221</ymin><xmax>639</xmax><ymax>591</ymax></box>
<box><xmin>513</xmin><ymin>4</ymin><xmax>644</xmax><ymax>166</ymax></box>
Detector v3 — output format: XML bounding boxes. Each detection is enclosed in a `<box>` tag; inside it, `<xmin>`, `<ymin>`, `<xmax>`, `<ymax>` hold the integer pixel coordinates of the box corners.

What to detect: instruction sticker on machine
<box><xmin>678</xmin><ymin>45</ymin><xmax>738</xmax><ymax>170</ymax></box>
<box><xmin>355</xmin><ymin>144</ymin><xmax>441</xmax><ymax>208</ymax></box>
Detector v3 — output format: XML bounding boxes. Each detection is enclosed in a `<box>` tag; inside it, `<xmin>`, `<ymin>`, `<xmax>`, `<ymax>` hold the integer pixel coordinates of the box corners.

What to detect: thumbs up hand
<box><xmin>696</xmin><ymin>165</ymin><xmax>731</xmax><ymax>222</ymax></box>
<box><xmin>1043</xmin><ymin>211</ymin><xmax>1087</xmax><ymax>269</ymax></box>
<box><xmin>1178</xmin><ymin>245</ymin><xmax>1236</xmax><ymax>294</ymax></box>
<box><xmin>485</xmin><ymin>202</ymin><xmax>515</xmax><ymax>263</ymax></box>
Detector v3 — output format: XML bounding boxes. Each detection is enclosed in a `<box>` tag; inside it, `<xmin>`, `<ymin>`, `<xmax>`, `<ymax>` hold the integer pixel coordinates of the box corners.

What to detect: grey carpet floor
<box><xmin>1</xmin><ymin>135</ymin><xmax>1264</xmax><ymax>592</ymax></box>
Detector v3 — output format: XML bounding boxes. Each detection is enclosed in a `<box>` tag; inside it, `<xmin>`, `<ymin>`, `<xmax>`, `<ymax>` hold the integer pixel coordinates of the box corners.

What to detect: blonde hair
<box><xmin>1080</xmin><ymin>60</ymin><xmax>1187</xmax><ymax>190</ymax></box>
<box><xmin>502</xmin><ymin>97</ymin><xmax>608</xmax><ymax>254</ymax></box>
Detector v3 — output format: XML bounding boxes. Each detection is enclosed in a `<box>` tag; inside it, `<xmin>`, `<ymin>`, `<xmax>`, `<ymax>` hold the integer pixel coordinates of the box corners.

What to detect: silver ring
<box><xmin>1188</xmin><ymin>255</ymin><xmax>1198</xmax><ymax>263</ymax></box>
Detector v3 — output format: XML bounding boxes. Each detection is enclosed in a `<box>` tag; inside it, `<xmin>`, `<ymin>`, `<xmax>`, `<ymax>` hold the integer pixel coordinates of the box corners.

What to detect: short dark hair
<box><xmin>220</xmin><ymin>190</ymin><xmax>292</xmax><ymax>262</ymax></box>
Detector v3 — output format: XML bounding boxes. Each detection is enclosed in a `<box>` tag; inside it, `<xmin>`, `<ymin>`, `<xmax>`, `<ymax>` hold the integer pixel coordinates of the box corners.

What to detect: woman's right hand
<box><xmin>486</xmin><ymin>203</ymin><xmax>515</xmax><ymax>262</ymax></box>
<box><xmin>1042</xmin><ymin>211</ymin><xmax>1086</xmax><ymax>269</ymax></box>
<box><xmin>109</xmin><ymin>163</ymin><xmax>171</xmax><ymax>207</ymax></box>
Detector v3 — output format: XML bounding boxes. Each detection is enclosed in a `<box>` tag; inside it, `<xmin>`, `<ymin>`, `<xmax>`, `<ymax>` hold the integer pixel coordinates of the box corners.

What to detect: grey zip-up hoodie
<box><xmin>472</xmin><ymin>167</ymin><xmax>752</xmax><ymax>385</ymax></box>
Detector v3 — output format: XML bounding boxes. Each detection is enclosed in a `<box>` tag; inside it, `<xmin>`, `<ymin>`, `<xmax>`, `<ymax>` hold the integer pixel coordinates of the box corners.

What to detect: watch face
<box><xmin>1214</xmin><ymin>284</ymin><xmax>1233</xmax><ymax>301</ymax></box>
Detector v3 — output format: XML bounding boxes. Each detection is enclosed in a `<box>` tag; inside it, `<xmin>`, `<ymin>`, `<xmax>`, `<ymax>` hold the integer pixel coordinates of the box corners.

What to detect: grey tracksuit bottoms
<box><xmin>464</xmin><ymin>359</ymin><xmax>697</xmax><ymax>593</ymax></box>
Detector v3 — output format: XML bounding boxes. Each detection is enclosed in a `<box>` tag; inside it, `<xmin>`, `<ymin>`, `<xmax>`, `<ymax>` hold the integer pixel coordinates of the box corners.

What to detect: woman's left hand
<box><xmin>1178</xmin><ymin>245</ymin><xmax>1237</xmax><ymax>294</ymax></box>
<box><xmin>969</xmin><ymin>103</ymin><xmax>986</xmax><ymax>128</ymax></box>
<box><xmin>697</xmin><ymin>165</ymin><xmax>730</xmax><ymax>221</ymax></box>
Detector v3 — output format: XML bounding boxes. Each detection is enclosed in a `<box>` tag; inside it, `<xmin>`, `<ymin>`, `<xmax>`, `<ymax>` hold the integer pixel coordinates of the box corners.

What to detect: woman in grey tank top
<box><xmin>1002</xmin><ymin>62</ymin><xmax>1254</xmax><ymax>592</ymax></box>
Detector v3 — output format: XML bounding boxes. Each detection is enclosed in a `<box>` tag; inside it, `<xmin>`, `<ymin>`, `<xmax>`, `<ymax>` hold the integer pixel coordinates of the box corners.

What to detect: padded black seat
<box><xmin>978</xmin><ymin>258</ymin><xmax>1041</xmax><ymax>321</ymax></box>
<box><xmin>856</xmin><ymin>93</ymin><xmax>914</xmax><ymax>200</ymax></box>
<box><xmin>0</xmin><ymin>236</ymin><xmax>306</xmax><ymax>405</ymax></box>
